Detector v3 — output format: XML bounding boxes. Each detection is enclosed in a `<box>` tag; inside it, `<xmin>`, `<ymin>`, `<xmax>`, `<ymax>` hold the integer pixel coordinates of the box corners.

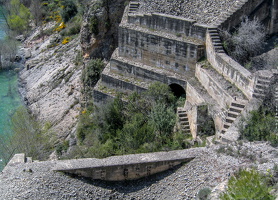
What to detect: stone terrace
<box><xmin>138</xmin><ymin>0</ymin><xmax>239</xmax><ymax>24</ymax></box>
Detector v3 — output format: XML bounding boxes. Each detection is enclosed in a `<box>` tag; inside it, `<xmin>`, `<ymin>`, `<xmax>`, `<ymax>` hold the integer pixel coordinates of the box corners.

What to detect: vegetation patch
<box><xmin>220</xmin><ymin>168</ymin><xmax>276</xmax><ymax>200</ymax></box>
<box><xmin>73</xmin><ymin>82</ymin><xmax>191</xmax><ymax>159</ymax></box>
<box><xmin>239</xmin><ymin>106</ymin><xmax>277</xmax><ymax>147</ymax></box>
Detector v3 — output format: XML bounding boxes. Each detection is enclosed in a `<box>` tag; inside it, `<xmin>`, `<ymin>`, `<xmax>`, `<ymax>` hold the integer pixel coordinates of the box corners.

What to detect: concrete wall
<box><xmin>206</xmin><ymin>32</ymin><xmax>255</xmax><ymax>100</ymax></box>
<box><xmin>101</xmin><ymin>73</ymin><xmax>147</xmax><ymax>94</ymax></box>
<box><xmin>54</xmin><ymin>148</ymin><xmax>204</xmax><ymax>181</ymax></box>
<box><xmin>128</xmin><ymin>13</ymin><xmax>208</xmax><ymax>41</ymax></box>
<box><xmin>118</xmin><ymin>26</ymin><xmax>204</xmax><ymax>74</ymax></box>
<box><xmin>61</xmin><ymin>159</ymin><xmax>190</xmax><ymax>181</ymax></box>
<box><xmin>110</xmin><ymin>58</ymin><xmax>187</xmax><ymax>88</ymax></box>
<box><xmin>195</xmin><ymin>64</ymin><xmax>235</xmax><ymax>109</ymax></box>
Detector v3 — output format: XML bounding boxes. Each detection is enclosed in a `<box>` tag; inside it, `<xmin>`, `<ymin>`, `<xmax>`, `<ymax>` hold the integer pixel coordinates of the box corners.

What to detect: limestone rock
<box><xmin>80</xmin><ymin>0</ymin><xmax>126</xmax><ymax>59</ymax></box>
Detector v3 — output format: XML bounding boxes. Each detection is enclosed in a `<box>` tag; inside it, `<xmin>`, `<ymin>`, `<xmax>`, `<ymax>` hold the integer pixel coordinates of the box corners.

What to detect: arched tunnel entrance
<box><xmin>169</xmin><ymin>83</ymin><xmax>186</xmax><ymax>98</ymax></box>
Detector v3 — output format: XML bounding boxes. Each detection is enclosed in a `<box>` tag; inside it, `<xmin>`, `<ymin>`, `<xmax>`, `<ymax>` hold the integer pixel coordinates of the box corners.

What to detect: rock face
<box><xmin>80</xmin><ymin>0</ymin><xmax>126</xmax><ymax>59</ymax></box>
<box><xmin>19</xmin><ymin>25</ymin><xmax>82</xmax><ymax>141</ymax></box>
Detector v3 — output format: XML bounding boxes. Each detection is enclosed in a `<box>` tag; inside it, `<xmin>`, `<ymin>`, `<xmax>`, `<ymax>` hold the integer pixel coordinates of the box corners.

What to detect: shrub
<box><xmin>221</xmin><ymin>17</ymin><xmax>266</xmax><ymax>65</ymax></box>
<box><xmin>81</xmin><ymin>58</ymin><xmax>105</xmax><ymax>89</ymax></box>
<box><xmin>7</xmin><ymin>0</ymin><xmax>32</xmax><ymax>34</ymax></box>
<box><xmin>89</xmin><ymin>15</ymin><xmax>99</xmax><ymax>35</ymax></box>
<box><xmin>220</xmin><ymin>169</ymin><xmax>275</xmax><ymax>200</ymax></box>
<box><xmin>60</xmin><ymin>0</ymin><xmax>78</xmax><ymax>22</ymax></box>
<box><xmin>198</xmin><ymin>188</ymin><xmax>211</xmax><ymax>200</ymax></box>
<box><xmin>239</xmin><ymin>107</ymin><xmax>277</xmax><ymax>146</ymax></box>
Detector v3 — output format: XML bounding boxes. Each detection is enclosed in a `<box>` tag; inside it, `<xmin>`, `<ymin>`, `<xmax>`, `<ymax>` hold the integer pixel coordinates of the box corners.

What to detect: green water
<box><xmin>0</xmin><ymin>6</ymin><xmax>21</xmax><ymax>171</ymax></box>
<box><xmin>0</xmin><ymin>6</ymin><xmax>6</xmax><ymax>39</ymax></box>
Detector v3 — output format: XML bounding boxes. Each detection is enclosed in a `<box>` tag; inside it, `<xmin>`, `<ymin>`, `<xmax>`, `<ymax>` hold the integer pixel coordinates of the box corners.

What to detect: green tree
<box><xmin>7</xmin><ymin>0</ymin><xmax>31</xmax><ymax>34</ymax></box>
<box><xmin>220</xmin><ymin>169</ymin><xmax>275</xmax><ymax>200</ymax></box>
<box><xmin>149</xmin><ymin>103</ymin><xmax>176</xmax><ymax>144</ymax></box>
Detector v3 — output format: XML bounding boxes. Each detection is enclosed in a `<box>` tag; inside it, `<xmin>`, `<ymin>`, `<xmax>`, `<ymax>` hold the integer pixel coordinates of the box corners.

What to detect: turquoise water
<box><xmin>0</xmin><ymin>6</ymin><xmax>6</xmax><ymax>39</ymax></box>
<box><xmin>0</xmin><ymin>6</ymin><xmax>21</xmax><ymax>171</ymax></box>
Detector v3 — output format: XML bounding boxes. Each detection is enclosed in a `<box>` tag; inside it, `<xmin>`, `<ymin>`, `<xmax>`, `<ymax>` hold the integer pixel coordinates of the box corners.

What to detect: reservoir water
<box><xmin>0</xmin><ymin>6</ymin><xmax>21</xmax><ymax>171</ymax></box>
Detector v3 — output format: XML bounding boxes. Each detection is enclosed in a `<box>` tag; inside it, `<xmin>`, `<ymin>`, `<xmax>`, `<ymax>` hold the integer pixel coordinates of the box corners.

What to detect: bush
<box><xmin>239</xmin><ymin>107</ymin><xmax>277</xmax><ymax>146</ymax></box>
<box><xmin>60</xmin><ymin>0</ymin><xmax>78</xmax><ymax>22</ymax></box>
<box><xmin>198</xmin><ymin>188</ymin><xmax>211</xmax><ymax>200</ymax></box>
<box><xmin>7</xmin><ymin>0</ymin><xmax>31</xmax><ymax>34</ymax></box>
<box><xmin>82</xmin><ymin>59</ymin><xmax>104</xmax><ymax>87</ymax></box>
<box><xmin>220</xmin><ymin>169</ymin><xmax>275</xmax><ymax>200</ymax></box>
<box><xmin>74</xmin><ymin>82</ymin><xmax>188</xmax><ymax>159</ymax></box>
<box><xmin>221</xmin><ymin>17</ymin><xmax>266</xmax><ymax>65</ymax></box>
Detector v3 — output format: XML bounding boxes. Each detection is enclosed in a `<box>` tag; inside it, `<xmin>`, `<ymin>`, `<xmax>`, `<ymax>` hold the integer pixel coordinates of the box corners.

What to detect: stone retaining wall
<box><xmin>118</xmin><ymin>26</ymin><xmax>204</xmax><ymax>73</ymax></box>
<box><xmin>206</xmin><ymin>32</ymin><xmax>255</xmax><ymax>100</ymax></box>
<box><xmin>128</xmin><ymin>13</ymin><xmax>208</xmax><ymax>40</ymax></box>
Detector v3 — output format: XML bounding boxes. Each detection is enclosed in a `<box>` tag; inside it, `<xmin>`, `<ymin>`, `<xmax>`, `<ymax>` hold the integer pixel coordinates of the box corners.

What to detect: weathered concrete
<box><xmin>53</xmin><ymin>148</ymin><xmax>204</xmax><ymax>181</ymax></box>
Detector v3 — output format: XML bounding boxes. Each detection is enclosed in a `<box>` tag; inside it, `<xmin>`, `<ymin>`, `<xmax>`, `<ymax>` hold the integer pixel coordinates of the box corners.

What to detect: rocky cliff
<box><xmin>19</xmin><ymin>24</ymin><xmax>83</xmax><ymax>142</ymax></box>
<box><xmin>18</xmin><ymin>0</ymin><xmax>126</xmax><ymax>153</ymax></box>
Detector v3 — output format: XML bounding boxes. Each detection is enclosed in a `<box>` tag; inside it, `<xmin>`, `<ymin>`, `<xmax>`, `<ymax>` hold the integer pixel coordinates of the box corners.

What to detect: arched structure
<box><xmin>169</xmin><ymin>83</ymin><xmax>186</xmax><ymax>98</ymax></box>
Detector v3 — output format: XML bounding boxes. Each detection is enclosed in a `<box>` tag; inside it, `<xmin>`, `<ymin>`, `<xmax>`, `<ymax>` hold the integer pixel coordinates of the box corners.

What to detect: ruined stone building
<box><xmin>93</xmin><ymin>0</ymin><xmax>278</xmax><ymax>143</ymax></box>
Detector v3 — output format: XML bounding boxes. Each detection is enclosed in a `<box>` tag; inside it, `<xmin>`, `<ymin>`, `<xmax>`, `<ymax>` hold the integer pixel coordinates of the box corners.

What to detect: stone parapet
<box><xmin>53</xmin><ymin>148</ymin><xmax>205</xmax><ymax>181</ymax></box>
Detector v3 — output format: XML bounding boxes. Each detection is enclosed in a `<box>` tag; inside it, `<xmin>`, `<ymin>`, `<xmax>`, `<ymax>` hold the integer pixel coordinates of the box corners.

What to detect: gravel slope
<box><xmin>1</xmin><ymin>142</ymin><xmax>277</xmax><ymax>199</ymax></box>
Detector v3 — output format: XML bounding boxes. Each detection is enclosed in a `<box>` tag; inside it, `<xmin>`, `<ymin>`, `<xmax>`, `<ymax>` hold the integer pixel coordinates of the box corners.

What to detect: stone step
<box><xmin>227</xmin><ymin>111</ymin><xmax>239</xmax><ymax>118</ymax></box>
<box><xmin>180</xmin><ymin>120</ymin><xmax>189</xmax><ymax>125</ymax></box>
<box><xmin>182</xmin><ymin>128</ymin><xmax>191</xmax><ymax>132</ymax></box>
<box><xmin>179</xmin><ymin>116</ymin><xmax>189</xmax><ymax>121</ymax></box>
<box><xmin>257</xmin><ymin>79</ymin><xmax>270</xmax><ymax>85</ymax></box>
<box><xmin>225</xmin><ymin>116</ymin><xmax>235</xmax><ymax>124</ymax></box>
<box><xmin>181</xmin><ymin>124</ymin><xmax>190</xmax><ymax>129</ymax></box>
<box><xmin>258</xmin><ymin>75</ymin><xmax>270</xmax><ymax>80</ymax></box>
<box><xmin>255</xmin><ymin>83</ymin><xmax>268</xmax><ymax>89</ymax></box>
<box><xmin>178</xmin><ymin>113</ymin><xmax>187</xmax><ymax>118</ymax></box>
<box><xmin>216</xmin><ymin>50</ymin><xmax>225</xmax><ymax>53</ymax></box>
<box><xmin>254</xmin><ymin>89</ymin><xmax>265</xmax><ymax>94</ymax></box>
<box><xmin>229</xmin><ymin>107</ymin><xmax>242</xmax><ymax>113</ymax></box>
<box><xmin>252</xmin><ymin>93</ymin><xmax>265</xmax><ymax>99</ymax></box>
<box><xmin>230</xmin><ymin>102</ymin><xmax>245</xmax><ymax>109</ymax></box>
<box><xmin>223</xmin><ymin>123</ymin><xmax>230</xmax><ymax>129</ymax></box>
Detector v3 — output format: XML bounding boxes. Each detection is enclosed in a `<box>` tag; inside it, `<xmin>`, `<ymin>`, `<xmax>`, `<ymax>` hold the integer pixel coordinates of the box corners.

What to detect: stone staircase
<box><xmin>221</xmin><ymin>102</ymin><xmax>245</xmax><ymax>134</ymax></box>
<box><xmin>252</xmin><ymin>75</ymin><xmax>271</xmax><ymax>99</ymax></box>
<box><xmin>129</xmin><ymin>0</ymin><xmax>140</xmax><ymax>14</ymax></box>
<box><xmin>177</xmin><ymin>107</ymin><xmax>191</xmax><ymax>134</ymax></box>
<box><xmin>207</xmin><ymin>28</ymin><xmax>225</xmax><ymax>53</ymax></box>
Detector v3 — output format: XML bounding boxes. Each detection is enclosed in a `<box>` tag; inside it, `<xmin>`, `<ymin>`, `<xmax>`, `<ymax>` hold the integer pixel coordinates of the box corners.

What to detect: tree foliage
<box><xmin>239</xmin><ymin>106</ymin><xmax>277</xmax><ymax>146</ymax></box>
<box><xmin>0</xmin><ymin>106</ymin><xmax>53</xmax><ymax>164</ymax></box>
<box><xmin>7</xmin><ymin>0</ymin><xmax>31</xmax><ymax>34</ymax></box>
<box><xmin>75</xmin><ymin>82</ymin><xmax>189</xmax><ymax>158</ymax></box>
<box><xmin>60</xmin><ymin>0</ymin><xmax>78</xmax><ymax>23</ymax></box>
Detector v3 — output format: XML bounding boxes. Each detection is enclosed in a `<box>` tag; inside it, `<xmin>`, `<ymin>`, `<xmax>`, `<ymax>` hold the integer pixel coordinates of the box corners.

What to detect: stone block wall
<box><xmin>118</xmin><ymin>26</ymin><xmax>204</xmax><ymax>74</ymax></box>
<box><xmin>206</xmin><ymin>32</ymin><xmax>255</xmax><ymax>100</ymax></box>
<box><xmin>195</xmin><ymin>64</ymin><xmax>236</xmax><ymax>109</ymax></box>
<box><xmin>61</xmin><ymin>159</ymin><xmax>189</xmax><ymax>181</ymax></box>
<box><xmin>128</xmin><ymin>13</ymin><xmax>208</xmax><ymax>40</ymax></box>
<box><xmin>101</xmin><ymin>73</ymin><xmax>147</xmax><ymax>94</ymax></box>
